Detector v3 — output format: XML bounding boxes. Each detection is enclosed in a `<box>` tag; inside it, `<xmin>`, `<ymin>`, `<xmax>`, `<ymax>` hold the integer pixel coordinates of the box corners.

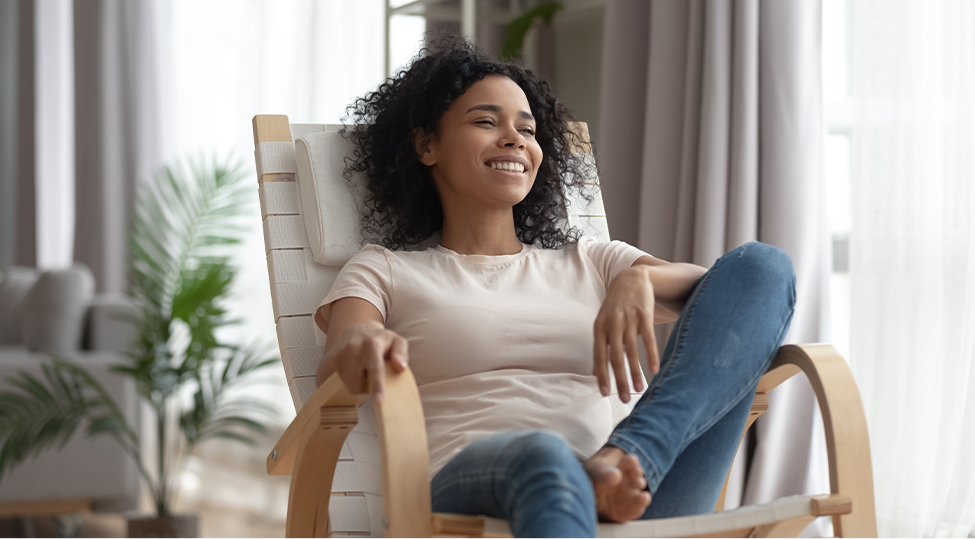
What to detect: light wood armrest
<box><xmin>269</xmin><ymin>373</ymin><xmax>365</xmax><ymax>537</ymax></box>
<box><xmin>270</xmin><ymin>364</ymin><xmax>432</xmax><ymax>537</ymax></box>
<box><xmin>757</xmin><ymin>344</ymin><xmax>878</xmax><ymax>537</ymax></box>
<box><xmin>267</xmin><ymin>372</ymin><xmax>365</xmax><ymax>476</ymax></box>
<box><xmin>374</xmin><ymin>363</ymin><xmax>434</xmax><ymax>537</ymax></box>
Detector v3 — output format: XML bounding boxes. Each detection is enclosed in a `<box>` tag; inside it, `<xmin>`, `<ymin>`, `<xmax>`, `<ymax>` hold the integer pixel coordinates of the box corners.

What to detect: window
<box><xmin>823</xmin><ymin>0</ymin><xmax>852</xmax><ymax>360</ymax></box>
<box><xmin>164</xmin><ymin>0</ymin><xmax>426</xmax><ymax>425</ymax></box>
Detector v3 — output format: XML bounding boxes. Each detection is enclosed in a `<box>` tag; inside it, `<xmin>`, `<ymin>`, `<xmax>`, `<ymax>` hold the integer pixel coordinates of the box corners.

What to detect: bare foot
<box><xmin>584</xmin><ymin>446</ymin><xmax>652</xmax><ymax>522</ymax></box>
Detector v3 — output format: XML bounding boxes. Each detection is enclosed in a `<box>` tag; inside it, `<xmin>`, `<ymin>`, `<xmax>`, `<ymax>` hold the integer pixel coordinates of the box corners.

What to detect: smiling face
<box><xmin>416</xmin><ymin>75</ymin><xmax>543</xmax><ymax>214</ymax></box>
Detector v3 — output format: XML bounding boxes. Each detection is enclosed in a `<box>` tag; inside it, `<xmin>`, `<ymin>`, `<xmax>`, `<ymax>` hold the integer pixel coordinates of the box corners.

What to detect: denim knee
<box><xmin>506</xmin><ymin>430</ymin><xmax>594</xmax><ymax>502</ymax></box>
<box><xmin>729</xmin><ymin>242</ymin><xmax>796</xmax><ymax>306</ymax></box>
<box><xmin>503</xmin><ymin>431</ymin><xmax>597</xmax><ymax>536</ymax></box>
<box><xmin>507</xmin><ymin>431</ymin><xmax>581</xmax><ymax>474</ymax></box>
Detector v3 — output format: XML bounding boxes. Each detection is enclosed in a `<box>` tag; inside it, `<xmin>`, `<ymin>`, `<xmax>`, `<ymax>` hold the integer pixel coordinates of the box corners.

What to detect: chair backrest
<box><xmin>253</xmin><ymin>115</ymin><xmax>643</xmax><ymax>535</ymax></box>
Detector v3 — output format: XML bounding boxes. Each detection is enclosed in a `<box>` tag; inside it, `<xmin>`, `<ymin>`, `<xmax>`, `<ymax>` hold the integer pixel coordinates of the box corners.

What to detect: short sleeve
<box><xmin>579</xmin><ymin>236</ymin><xmax>653</xmax><ymax>289</ymax></box>
<box><xmin>314</xmin><ymin>245</ymin><xmax>392</xmax><ymax>334</ymax></box>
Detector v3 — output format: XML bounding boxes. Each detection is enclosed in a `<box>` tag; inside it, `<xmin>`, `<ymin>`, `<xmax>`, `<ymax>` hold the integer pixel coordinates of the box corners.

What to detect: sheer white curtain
<box><xmin>158</xmin><ymin>0</ymin><xmax>424</xmax><ymax>425</ymax></box>
<box><xmin>153</xmin><ymin>1</ymin><xmax>425</xmax><ymax>524</ymax></box>
<box><xmin>848</xmin><ymin>1</ymin><xmax>975</xmax><ymax>536</ymax></box>
<box><xmin>34</xmin><ymin>0</ymin><xmax>74</xmax><ymax>270</ymax></box>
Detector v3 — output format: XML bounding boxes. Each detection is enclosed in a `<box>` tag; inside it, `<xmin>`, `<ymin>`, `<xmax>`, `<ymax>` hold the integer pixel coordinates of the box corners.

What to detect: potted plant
<box><xmin>0</xmin><ymin>156</ymin><xmax>279</xmax><ymax>537</ymax></box>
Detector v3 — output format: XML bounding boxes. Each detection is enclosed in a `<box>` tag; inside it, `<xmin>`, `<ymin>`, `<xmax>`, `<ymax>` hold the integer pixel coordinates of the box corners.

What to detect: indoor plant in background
<box><xmin>0</xmin><ymin>156</ymin><xmax>279</xmax><ymax>537</ymax></box>
<box><xmin>499</xmin><ymin>1</ymin><xmax>563</xmax><ymax>61</ymax></box>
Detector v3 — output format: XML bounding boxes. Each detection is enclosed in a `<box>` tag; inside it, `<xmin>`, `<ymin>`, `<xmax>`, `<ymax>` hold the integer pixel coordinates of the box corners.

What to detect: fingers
<box><xmin>387</xmin><ymin>335</ymin><xmax>409</xmax><ymax>372</ymax></box>
<box><xmin>596</xmin><ymin>307</ymin><xmax>657</xmax><ymax>402</ymax></box>
<box><xmin>334</xmin><ymin>323</ymin><xmax>412</xmax><ymax>405</ymax></box>
<box><xmin>364</xmin><ymin>331</ymin><xmax>413</xmax><ymax>405</ymax></box>
<box><xmin>363</xmin><ymin>337</ymin><xmax>386</xmax><ymax>405</ymax></box>
<box><xmin>609</xmin><ymin>318</ymin><xmax>630</xmax><ymax>403</ymax></box>
<box><xmin>639</xmin><ymin>315</ymin><xmax>660</xmax><ymax>376</ymax></box>
<box><xmin>593</xmin><ymin>325</ymin><xmax>610</xmax><ymax>396</ymax></box>
<box><xmin>624</xmin><ymin>326</ymin><xmax>644</xmax><ymax>392</ymax></box>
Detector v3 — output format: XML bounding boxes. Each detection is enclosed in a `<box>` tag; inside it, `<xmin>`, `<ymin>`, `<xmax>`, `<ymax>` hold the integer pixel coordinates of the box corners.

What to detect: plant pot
<box><xmin>127</xmin><ymin>514</ymin><xmax>199</xmax><ymax>538</ymax></box>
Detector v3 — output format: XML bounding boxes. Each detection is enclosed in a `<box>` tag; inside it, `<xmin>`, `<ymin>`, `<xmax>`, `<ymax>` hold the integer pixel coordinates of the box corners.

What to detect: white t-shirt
<box><xmin>315</xmin><ymin>235</ymin><xmax>653</xmax><ymax>477</ymax></box>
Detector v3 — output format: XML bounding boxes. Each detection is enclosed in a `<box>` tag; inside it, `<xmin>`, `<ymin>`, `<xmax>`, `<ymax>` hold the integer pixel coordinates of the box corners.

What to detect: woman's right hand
<box><xmin>324</xmin><ymin>319</ymin><xmax>409</xmax><ymax>405</ymax></box>
<box><xmin>316</xmin><ymin>297</ymin><xmax>407</xmax><ymax>404</ymax></box>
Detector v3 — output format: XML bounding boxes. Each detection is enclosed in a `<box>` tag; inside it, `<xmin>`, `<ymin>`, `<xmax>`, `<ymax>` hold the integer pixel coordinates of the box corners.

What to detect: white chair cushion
<box><xmin>294</xmin><ymin>128</ymin><xmax>368</xmax><ymax>266</ymax></box>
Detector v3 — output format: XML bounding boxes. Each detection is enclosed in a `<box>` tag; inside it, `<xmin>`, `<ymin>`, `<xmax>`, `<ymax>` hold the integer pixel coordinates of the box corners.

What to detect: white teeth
<box><xmin>490</xmin><ymin>162</ymin><xmax>525</xmax><ymax>172</ymax></box>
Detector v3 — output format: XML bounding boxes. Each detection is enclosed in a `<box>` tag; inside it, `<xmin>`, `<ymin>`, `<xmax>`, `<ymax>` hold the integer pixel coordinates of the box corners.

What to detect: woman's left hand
<box><xmin>593</xmin><ymin>265</ymin><xmax>660</xmax><ymax>403</ymax></box>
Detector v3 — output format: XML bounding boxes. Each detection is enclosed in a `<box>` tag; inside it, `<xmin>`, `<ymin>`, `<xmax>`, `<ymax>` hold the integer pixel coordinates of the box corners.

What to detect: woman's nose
<box><xmin>499</xmin><ymin>126</ymin><xmax>526</xmax><ymax>149</ymax></box>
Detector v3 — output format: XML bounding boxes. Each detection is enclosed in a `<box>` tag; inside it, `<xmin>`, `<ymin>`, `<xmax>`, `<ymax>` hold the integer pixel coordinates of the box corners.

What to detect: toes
<box><xmin>618</xmin><ymin>455</ymin><xmax>647</xmax><ymax>489</ymax></box>
<box><xmin>586</xmin><ymin>458</ymin><xmax>624</xmax><ymax>487</ymax></box>
<box><xmin>605</xmin><ymin>490</ymin><xmax>652</xmax><ymax>523</ymax></box>
<box><xmin>619</xmin><ymin>454</ymin><xmax>641</xmax><ymax>471</ymax></box>
<box><xmin>590</xmin><ymin>464</ymin><xmax>623</xmax><ymax>487</ymax></box>
<box><xmin>589</xmin><ymin>452</ymin><xmax>653</xmax><ymax>523</ymax></box>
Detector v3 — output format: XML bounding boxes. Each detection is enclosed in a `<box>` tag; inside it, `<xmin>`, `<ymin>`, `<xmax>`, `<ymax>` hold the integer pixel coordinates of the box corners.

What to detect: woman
<box><xmin>313</xmin><ymin>37</ymin><xmax>795</xmax><ymax>537</ymax></box>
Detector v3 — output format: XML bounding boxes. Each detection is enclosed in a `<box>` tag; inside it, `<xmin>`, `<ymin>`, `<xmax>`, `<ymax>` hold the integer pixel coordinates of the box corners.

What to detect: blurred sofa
<box><xmin>0</xmin><ymin>265</ymin><xmax>140</xmax><ymax>513</ymax></box>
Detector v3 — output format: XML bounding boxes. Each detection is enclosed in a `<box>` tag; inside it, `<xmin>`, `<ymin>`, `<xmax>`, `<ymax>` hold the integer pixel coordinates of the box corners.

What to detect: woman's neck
<box><xmin>439</xmin><ymin>208</ymin><xmax>522</xmax><ymax>256</ymax></box>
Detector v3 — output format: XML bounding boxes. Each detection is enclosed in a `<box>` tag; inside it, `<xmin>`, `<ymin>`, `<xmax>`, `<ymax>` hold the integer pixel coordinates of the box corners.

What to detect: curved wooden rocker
<box><xmin>267</xmin><ymin>343</ymin><xmax>877</xmax><ymax>537</ymax></box>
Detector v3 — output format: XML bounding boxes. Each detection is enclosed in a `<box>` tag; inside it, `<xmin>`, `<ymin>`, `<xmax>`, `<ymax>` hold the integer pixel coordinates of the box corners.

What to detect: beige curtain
<box><xmin>73</xmin><ymin>0</ymin><xmax>165</xmax><ymax>293</ymax></box>
<box><xmin>598</xmin><ymin>0</ymin><xmax>833</xmax><ymax>534</ymax></box>
<box><xmin>0</xmin><ymin>0</ymin><xmax>37</xmax><ymax>270</ymax></box>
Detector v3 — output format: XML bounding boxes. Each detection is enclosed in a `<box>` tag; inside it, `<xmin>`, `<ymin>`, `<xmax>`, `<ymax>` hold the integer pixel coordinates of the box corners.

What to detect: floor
<box><xmin>3</xmin><ymin>428</ymin><xmax>292</xmax><ymax>538</ymax></box>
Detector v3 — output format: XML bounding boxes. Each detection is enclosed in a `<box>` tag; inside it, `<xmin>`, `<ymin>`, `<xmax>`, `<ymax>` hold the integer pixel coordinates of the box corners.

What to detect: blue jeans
<box><xmin>430</xmin><ymin>241</ymin><xmax>797</xmax><ymax>537</ymax></box>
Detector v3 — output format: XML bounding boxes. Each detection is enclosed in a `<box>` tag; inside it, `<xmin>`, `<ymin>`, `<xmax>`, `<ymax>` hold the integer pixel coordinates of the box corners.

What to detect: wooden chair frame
<box><xmin>253</xmin><ymin>115</ymin><xmax>877</xmax><ymax>538</ymax></box>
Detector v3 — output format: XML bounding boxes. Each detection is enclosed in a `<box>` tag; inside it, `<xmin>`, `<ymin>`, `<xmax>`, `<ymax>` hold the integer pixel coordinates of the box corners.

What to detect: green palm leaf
<box><xmin>0</xmin><ymin>358</ymin><xmax>143</xmax><ymax>484</ymax></box>
<box><xmin>499</xmin><ymin>2</ymin><xmax>563</xmax><ymax>61</ymax></box>
<box><xmin>206</xmin><ymin>431</ymin><xmax>259</xmax><ymax>447</ymax></box>
<box><xmin>128</xmin><ymin>156</ymin><xmax>252</xmax><ymax>402</ymax></box>
<box><xmin>180</xmin><ymin>343</ymin><xmax>279</xmax><ymax>447</ymax></box>
<box><xmin>1</xmin><ymin>153</ymin><xmax>280</xmax><ymax>515</ymax></box>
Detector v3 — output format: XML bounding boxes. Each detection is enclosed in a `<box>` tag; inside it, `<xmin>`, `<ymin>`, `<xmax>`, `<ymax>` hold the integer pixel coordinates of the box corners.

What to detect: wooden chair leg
<box><xmin>286</xmin><ymin>406</ymin><xmax>358</xmax><ymax>537</ymax></box>
<box><xmin>715</xmin><ymin>344</ymin><xmax>878</xmax><ymax>538</ymax></box>
<box><xmin>760</xmin><ymin>344</ymin><xmax>878</xmax><ymax>537</ymax></box>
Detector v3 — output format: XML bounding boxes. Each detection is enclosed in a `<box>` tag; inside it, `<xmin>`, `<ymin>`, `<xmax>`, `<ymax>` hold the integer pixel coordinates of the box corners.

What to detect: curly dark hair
<box><xmin>341</xmin><ymin>35</ymin><xmax>593</xmax><ymax>250</ymax></box>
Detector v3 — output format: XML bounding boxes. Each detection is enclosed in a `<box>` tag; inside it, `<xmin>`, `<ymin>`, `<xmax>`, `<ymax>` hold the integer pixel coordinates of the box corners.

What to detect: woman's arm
<box><xmin>591</xmin><ymin>257</ymin><xmax>709</xmax><ymax>401</ymax></box>
<box><xmin>316</xmin><ymin>297</ymin><xmax>409</xmax><ymax>404</ymax></box>
<box><xmin>630</xmin><ymin>256</ymin><xmax>709</xmax><ymax>323</ymax></box>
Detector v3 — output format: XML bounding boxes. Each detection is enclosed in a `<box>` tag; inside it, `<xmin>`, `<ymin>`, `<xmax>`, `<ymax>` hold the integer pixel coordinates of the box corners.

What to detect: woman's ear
<box><xmin>413</xmin><ymin>128</ymin><xmax>436</xmax><ymax>167</ymax></box>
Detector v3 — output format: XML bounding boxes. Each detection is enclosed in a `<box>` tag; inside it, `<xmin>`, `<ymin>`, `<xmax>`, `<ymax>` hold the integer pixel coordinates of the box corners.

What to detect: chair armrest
<box><xmin>266</xmin><ymin>372</ymin><xmax>365</xmax><ymax>476</ymax></box>
<box><xmin>269</xmin><ymin>363</ymin><xmax>433</xmax><ymax>537</ymax></box>
<box><xmin>758</xmin><ymin>343</ymin><xmax>878</xmax><ymax>538</ymax></box>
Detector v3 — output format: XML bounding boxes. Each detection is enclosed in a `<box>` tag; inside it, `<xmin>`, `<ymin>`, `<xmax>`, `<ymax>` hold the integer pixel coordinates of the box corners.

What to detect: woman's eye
<box><xmin>522</xmin><ymin>128</ymin><xmax>535</xmax><ymax>135</ymax></box>
<box><xmin>476</xmin><ymin>120</ymin><xmax>495</xmax><ymax>126</ymax></box>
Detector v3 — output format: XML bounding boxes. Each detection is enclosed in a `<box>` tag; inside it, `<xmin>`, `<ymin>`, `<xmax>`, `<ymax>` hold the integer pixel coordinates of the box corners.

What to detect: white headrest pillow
<box><xmin>294</xmin><ymin>129</ymin><xmax>368</xmax><ymax>266</ymax></box>
<box><xmin>294</xmin><ymin>128</ymin><xmax>605</xmax><ymax>266</ymax></box>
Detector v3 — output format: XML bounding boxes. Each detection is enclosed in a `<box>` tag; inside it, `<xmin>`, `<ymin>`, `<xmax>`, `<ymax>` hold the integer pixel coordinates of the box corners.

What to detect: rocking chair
<box><xmin>251</xmin><ymin>114</ymin><xmax>877</xmax><ymax>537</ymax></box>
